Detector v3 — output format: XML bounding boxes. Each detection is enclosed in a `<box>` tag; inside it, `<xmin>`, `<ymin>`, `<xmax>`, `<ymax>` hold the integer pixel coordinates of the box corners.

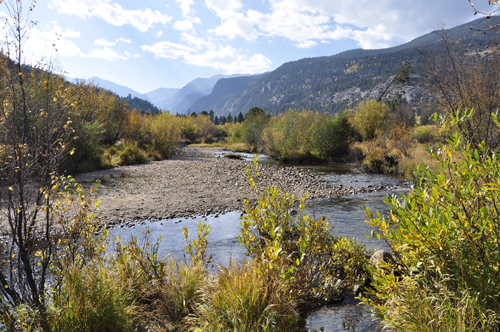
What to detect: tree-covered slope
<box><xmin>209</xmin><ymin>16</ymin><xmax>500</xmax><ymax>116</ymax></box>
<box><xmin>188</xmin><ymin>74</ymin><xmax>266</xmax><ymax>116</ymax></box>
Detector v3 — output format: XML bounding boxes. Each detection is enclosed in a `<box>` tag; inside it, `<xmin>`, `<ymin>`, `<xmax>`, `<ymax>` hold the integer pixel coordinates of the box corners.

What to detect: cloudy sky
<box><xmin>0</xmin><ymin>0</ymin><xmax>489</xmax><ymax>93</ymax></box>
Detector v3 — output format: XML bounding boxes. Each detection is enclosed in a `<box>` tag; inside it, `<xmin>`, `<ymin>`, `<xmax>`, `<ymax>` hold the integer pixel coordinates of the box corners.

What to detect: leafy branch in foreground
<box><xmin>363</xmin><ymin>110</ymin><xmax>500</xmax><ymax>331</ymax></box>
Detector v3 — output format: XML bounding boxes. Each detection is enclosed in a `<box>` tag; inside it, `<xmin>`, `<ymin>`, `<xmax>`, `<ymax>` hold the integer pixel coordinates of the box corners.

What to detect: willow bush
<box><xmin>239</xmin><ymin>157</ymin><xmax>367</xmax><ymax>314</ymax></box>
<box><xmin>363</xmin><ymin>111</ymin><xmax>500</xmax><ymax>331</ymax></box>
<box><xmin>150</xmin><ymin>113</ymin><xmax>182</xmax><ymax>158</ymax></box>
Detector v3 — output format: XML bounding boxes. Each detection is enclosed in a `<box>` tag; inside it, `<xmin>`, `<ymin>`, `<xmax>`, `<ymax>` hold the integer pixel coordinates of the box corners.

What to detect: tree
<box><xmin>243</xmin><ymin>107</ymin><xmax>270</xmax><ymax>148</ymax></box>
<box><xmin>150</xmin><ymin>113</ymin><xmax>181</xmax><ymax>158</ymax></box>
<box><xmin>377</xmin><ymin>62</ymin><xmax>411</xmax><ymax>102</ymax></box>
<box><xmin>227</xmin><ymin>113</ymin><xmax>233</xmax><ymax>123</ymax></box>
<box><xmin>237</xmin><ymin>111</ymin><xmax>244</xmax><ymax>123</ymax></box>
<box><xmin>311</xmin><ymin>111</ymin><xmax>355</xmax><ymax>159</ymax></box>
<box><xmin>419</xmin><ymin>30</ymin><xmax>500</xmax><ymax>149</ymax></box>
<box><xmin>0</xmin><ymin>0</ymin><xmax>99</xmax><ymax>322</ymax></box>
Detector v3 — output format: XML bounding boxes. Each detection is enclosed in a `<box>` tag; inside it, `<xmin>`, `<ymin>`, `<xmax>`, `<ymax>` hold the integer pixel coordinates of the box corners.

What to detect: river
<box><xmin>109</xmin><ymin>152</ymin><xmax>409</xmax><ymax>332</ymax></box>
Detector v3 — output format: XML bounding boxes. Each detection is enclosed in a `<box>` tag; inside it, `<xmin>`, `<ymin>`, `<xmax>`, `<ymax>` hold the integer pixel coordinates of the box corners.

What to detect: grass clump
<box><xmin>48</xmin><ymin>263</ymin><xmax>136</xmax><ymax>332</ymax></box>
<box><xmin>189</xmin><ymin>260</ymin><xmax>301</xmax><ymax>332</ymax></box>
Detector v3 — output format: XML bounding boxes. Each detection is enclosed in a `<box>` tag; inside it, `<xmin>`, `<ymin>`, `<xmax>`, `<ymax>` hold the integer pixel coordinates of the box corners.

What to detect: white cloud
<box><xmin>296</xmin><ymin>40</ymin><xmax>317</xmax><ymax>49</ymax></box>
<box><xmin>205</xmin><ymin>0</ymin><xmax>243</xmax><ymax>20</ymax></box>
<box><xmin>203</xmin><ymin>0</ymin><xmax>473</xmax><ymax>49</ymax></box>
<box><xmin>49</xmin><ymin>0</ymin><xmax>172</xmax><ymax>32</ymax></box>
<box><xmin>24</xmin><ymin>23</ymin><xmax>83</xmax><ymax>60</ymax></box>
<box><xmin>205</xmin><ymin>0</ymin><xmax>258</xmax><ymax>40</ymax></box>
<box><xmin>141</xmin><ymin>41</ymin><xmax>194</xmax><ymax>59</ymax></box>
<box><xmin>94</xmin><ymin>38</ymin><xmax>115</xmax><ymax>46</ymax></box>
<box><xmin>184</xmin><ymin>45</ymin><xmax>271</xmax><ymax>74</ymax></box>
<box><xmin>181</xmin><ymin>33</ymin><xmax>216</xmax><ymax>50</ymax></box>
<box><xmin>173</xmin><ymin>16</ymin><xmax>201</xmax><ymax>32</ymax></box>
<box><xmin>210</xmin><ymin>12</ymin><xmax>259</xmax><ymax>40</ymax></box>
<box><xmin>87</xmin><ymin>47</ymin><xmax>127</xmax><ymax>61</ymax></box>
<box><xmin>177</xmin><ymin>0</ymin><xmax>195</xmax><ymax>17</ymax></box>
<box><xmin>156</xmin><ymin>30</ymin><xmax>163</xmax><ymax>38</ymax></box>
<box><xmin>117</xmin><ymin>37</ymin><xmax>132</xmax><ymax>44</ymax></box>
<box><xmin>124</xmin><ymin>51</ymin><xmax>141</xmax><ymax>58</ymax></box>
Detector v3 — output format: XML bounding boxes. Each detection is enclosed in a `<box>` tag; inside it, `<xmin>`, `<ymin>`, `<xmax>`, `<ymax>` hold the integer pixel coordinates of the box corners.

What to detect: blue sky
<box><xmin>0</xmin><ymin>0</ymin><xmax>491</xmax><ymax>93</ymax></box>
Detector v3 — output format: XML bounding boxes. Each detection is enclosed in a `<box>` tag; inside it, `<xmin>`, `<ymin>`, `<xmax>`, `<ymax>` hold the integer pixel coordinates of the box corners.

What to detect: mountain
<box><xmin>200</xmin><ymin>16</ymin><xmax>500</xmax><ymax>117</ymax></box>
<box><xmin>146</xmin><ymin>87</ymin><xmax>179</xmax><ymax>110</ymax></box>
<box><xmin>167</xmin><ymin>74</ymin><xmax>228</xmax><ymax>114</ymax></box>
<box><xmin>85</xmin><ymin>76</ymin><xmax>152</xmax><ymax>102</ymax></box>
<box><xmin>66</xmin><ymin>76</ymin><xmax>160</xmax><ymax>114</ymax></box>
<box><xmin>188</xmin><ymin>74</ymin><xmax>266</xmax><ymax>116</ymax></box>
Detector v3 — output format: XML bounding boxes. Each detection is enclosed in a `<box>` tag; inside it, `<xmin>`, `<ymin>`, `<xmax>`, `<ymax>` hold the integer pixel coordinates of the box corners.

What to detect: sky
<box><xmin>0</xmin><ymin>0</ymin><xmax>492</xmax><ymax>94</ymax></box>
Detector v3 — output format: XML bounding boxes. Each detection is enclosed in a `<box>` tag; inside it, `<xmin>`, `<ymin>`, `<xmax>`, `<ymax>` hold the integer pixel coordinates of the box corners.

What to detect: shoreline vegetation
<box><xmin>1</xmin><ymin>0</ymin><xmax>500</xmax><ymax>331</ymax></box>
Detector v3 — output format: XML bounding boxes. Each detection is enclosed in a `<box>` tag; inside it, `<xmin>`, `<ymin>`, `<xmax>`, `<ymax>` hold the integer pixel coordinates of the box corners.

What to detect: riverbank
<box><xmin>72</xmin><ymin>146</ymin><xmax>401</xmax><ymax>228</ymax></box>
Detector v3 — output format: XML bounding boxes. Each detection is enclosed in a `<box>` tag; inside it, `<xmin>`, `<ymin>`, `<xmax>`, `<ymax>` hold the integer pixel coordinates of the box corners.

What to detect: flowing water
<box><xmin>109</xmin><ymin>153</ymin><xmax>410</xmax><ymax>332</ymax></box>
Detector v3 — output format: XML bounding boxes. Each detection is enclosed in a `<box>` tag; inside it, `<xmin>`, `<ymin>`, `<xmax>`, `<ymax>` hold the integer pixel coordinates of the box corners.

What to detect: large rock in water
<box><xmin>369</xmin><ymin>250</ymin><xmax>395</xmax><ymax>266</ymax></box>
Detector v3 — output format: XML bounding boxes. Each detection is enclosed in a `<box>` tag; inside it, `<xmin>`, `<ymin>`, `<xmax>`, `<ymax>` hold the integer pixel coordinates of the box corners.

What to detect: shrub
<box><xmin>118</xmin><ymin>142</ymin><xmax>149</xmax><ymax>165</ymax></box>
<box><xmin>349</xmin><ymin>100</ymin><xmax>388</xmax><ymax>140</ymax></box>
<box><xmin>150</xmin><ymin>113</ymin><xmax>182</xmax><ymax>158</ymax></box>
<box><xmin>412</xmin><ymin>124</ymin><xmax>438</xmax><ymax>143</ymax></box>
<box><xmin>110</xmin><ymin>234</ymin><xmax>206</xmax><ymax>330</ymax></box>
<box><xmin>242</xmin><ymin>107</ymin><xmax>270</xmax><ymax>149</ymax></box>
<box><xmin>228</xmin><ymin>122</ymin><xmax>245</xmax><ymax>143</ymax></box>
<box><xmin>239</xmin><ymin>157</ymin><xmax>367</xmax><ymax>313</ymax></box>
<box><xmin>311</xmin><ymin>111</ymin><xmax>355</xmax><ymax>160</ymax></box>
<box><xmin>362</xmin><ymin>112</ymin><xmax>500</xmax><ymax>331</ymax></box>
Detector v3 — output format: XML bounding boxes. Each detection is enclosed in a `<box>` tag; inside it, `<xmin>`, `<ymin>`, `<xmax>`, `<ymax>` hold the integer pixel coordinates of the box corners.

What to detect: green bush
<box><xmin>150</xmin><ymin>113</ymin><xmax>182</xmax><ymax>158</ymax></box>
<box><xmin>363</xmin><ymin>112</ymin><xmax>500</xmax><ymax>331</ymax></box>
<box><xmin>239</xmin><ymin>157</ymin><xmax>367</xmax><ymax>313</ymax></box>
<box><xmin>311</xmin><ymin>111</ymin><xmax>355</xmax><ymax>160</ymax></box>
<box><xmin>61</xmin><ymin>121</ymin><xmax>105</xmax><ymax>173</ymax></box>
<box><xmin>412</xmin><ymin>124</ymin><xmax>438</xmax><ymax>143</ymax></box>
<box><xmin>349</xmin><ymin>99</ymin><xmax>388</xmax><ymax>140</ymax></box>
<box><xmin>118</xmin><ymin>142</ymin><xmax>149</xmax><ymax>165</ymax></box>
<box><xmin>242</xmin><ymin>107</ymin><xmax>270</xmax><ymax>149</ymax></box>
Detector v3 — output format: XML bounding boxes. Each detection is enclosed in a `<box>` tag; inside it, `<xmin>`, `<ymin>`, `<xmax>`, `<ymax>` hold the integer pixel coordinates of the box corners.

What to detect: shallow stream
<box><xmin>109</xmin><ymin>153</ymin><xmax>409</xmax><ymax>332</ymax></box>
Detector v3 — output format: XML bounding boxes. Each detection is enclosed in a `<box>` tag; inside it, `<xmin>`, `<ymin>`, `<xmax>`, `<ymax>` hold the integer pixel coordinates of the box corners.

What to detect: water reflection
<box><xmin>108</xmin><ymin>211</ymin><xmax>247</xmax><ymax>267</ymax></box>
<box><xmin>305</xmin><ymin>191</ymin><xmax>399</xmax><ymax>251</ymax></box>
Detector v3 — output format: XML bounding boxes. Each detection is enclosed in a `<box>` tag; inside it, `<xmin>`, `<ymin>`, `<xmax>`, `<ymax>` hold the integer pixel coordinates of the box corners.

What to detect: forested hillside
<box><xmin>199</xmin><ymin>16</ymin><xmax>500</xmax><ymax>116</ymax></box>
<box><xmin>188</xmin><ymin>74</ymin><xmax>266</xmax><ymax>116</ymax></box>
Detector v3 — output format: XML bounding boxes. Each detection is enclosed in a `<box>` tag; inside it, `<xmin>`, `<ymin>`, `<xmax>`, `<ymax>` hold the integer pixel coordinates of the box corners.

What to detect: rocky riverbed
<box><xmin>73</xmin><ymin>147</ymin><xmax>399</xmax><ymax>228</ymax></box>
